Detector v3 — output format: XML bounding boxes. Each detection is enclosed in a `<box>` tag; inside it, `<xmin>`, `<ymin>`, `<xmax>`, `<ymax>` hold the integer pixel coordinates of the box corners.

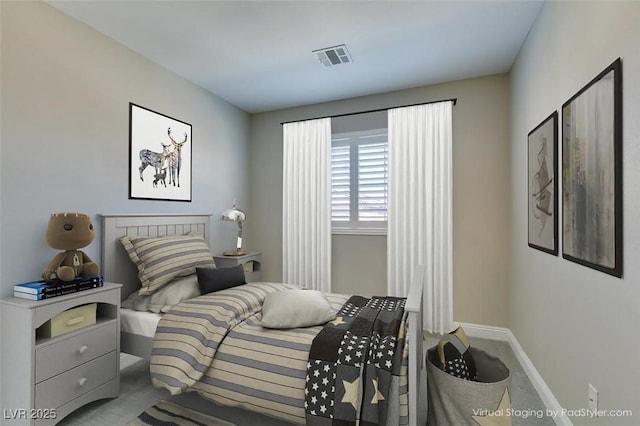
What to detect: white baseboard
<box><xmin>454</xmin><ymin>322</ymin><xmax>572</xmax><ymax>426</ymax></box>
<box><xmin>454</xmin><ymin>321</ymin><xmax>511</xmax><ymax>341</ymax></box>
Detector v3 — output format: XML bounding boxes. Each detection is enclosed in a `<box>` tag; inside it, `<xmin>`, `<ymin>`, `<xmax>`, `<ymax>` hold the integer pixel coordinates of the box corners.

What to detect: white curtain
<box><xmin>282</xmin><ymin>118</ymin><xmax>332</xmax><ymax>293</ymax></box>
<box><xmin>387</xmin><ymin>101</ymin><xmax>453</xmax><ymax>334</ymax></box>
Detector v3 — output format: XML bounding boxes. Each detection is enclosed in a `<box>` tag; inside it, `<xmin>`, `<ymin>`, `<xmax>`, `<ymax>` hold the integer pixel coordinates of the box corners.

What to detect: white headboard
<box><xmin>100</xmin><ymin>214</ymin><xmax>212</xmax><ymax>300</ymax></box>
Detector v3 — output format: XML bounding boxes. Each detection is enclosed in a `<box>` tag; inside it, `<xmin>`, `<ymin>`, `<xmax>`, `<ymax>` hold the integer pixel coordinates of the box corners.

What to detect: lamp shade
<box><xmin>221</xmin><ymin>206</ymin><xmax>246</xmax><ymax>222</ymax></box>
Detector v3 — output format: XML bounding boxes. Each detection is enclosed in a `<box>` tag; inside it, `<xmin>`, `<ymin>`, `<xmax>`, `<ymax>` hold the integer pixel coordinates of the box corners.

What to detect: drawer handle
<box><xmin>78</xmin><ymin>377</ymin><xmax>87</xmax><ymax>386</ymax></box>
<box><xmin>79</xmin><ymin>345</ymin><xmax>88</xmax><ymax>354</ymax></box>
<box><xmin>66</xmin><ymin>316</ymin><xmax>86</xmax><ymax>326</ymax></box>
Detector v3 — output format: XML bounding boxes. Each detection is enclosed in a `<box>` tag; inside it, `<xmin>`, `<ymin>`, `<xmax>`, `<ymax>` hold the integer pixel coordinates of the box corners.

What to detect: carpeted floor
<box><xmin>57</xmin><ymin>334</ymin><xmax>556</xmax><ymax>426</ymax></box>
<box><xmin>128</xmin><ymin>400</ymin><xmax>237</xmax><ymax>426</ymax></box>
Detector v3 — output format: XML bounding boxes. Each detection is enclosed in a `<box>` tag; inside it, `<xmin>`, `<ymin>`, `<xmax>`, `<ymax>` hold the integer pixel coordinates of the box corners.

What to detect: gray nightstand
<box><xmin>213</xmin><ymin>252</ymin><xmax>262</xmax><ymax>282</ymax></box>
<box><xmin>0</xmin><ymin>283</ymin><xmax>121</xmax><ymax>425</ymax></box>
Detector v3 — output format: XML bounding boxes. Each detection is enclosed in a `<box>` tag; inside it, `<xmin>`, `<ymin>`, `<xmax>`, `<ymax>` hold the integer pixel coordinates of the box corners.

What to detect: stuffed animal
<box><xmin>42</xmin><ymin>212</ymin><xmax>100</xmax><ymax>282</ymax></box>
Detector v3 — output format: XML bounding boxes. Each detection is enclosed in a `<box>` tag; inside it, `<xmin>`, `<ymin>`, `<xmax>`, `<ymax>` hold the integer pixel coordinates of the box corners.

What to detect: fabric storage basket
<box><xmin>40</xmin><ymin>303</ymin><xmax>97</xmax><ymax>338</ymax></box>
<box><xmin>427</xmin><ymin>346</ymin><xmax>511</xmax><ymax>425</ymax></box>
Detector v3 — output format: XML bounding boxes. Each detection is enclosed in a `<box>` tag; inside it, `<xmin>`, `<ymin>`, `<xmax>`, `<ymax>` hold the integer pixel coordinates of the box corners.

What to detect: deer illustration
<box><xmin>138</xmin><ymin>142</ymin><xmax>172</xmax><ymax>182</ymax></box>
<box><xmin>153</xmin><ymin>168</ymin><xmax>167</xmax><ymax>188</ymax></box>
<box><xmin>167</xmin><ymin>127</ymin><xmax>188</xmax><ymax>187</ymax></box>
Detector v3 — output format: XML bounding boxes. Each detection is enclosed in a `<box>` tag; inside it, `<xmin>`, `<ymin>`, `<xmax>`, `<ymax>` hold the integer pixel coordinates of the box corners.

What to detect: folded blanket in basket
<box><xmin>437</xmin><ymin>326</ymin><xmax>477</xmax><ymax>381</ymax></box>
<box><xmin>427</xmin><ymin>346</ymin><xmax>511</xmax><ymax>426</ymax></box>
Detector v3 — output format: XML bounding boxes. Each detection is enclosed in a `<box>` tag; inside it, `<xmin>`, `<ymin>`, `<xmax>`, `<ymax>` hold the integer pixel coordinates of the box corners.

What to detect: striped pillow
<box><xmin>120</xmin><ymin>234</ymin><xmax>216</xmax><ymax>295</ymax></box>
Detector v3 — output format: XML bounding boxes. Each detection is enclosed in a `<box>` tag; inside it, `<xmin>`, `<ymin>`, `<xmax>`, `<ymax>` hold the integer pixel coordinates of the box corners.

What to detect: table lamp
<box><xmin>222</xmin><ymin>203</ymin><xmax>246</xmax><ymax>256</ymax></box>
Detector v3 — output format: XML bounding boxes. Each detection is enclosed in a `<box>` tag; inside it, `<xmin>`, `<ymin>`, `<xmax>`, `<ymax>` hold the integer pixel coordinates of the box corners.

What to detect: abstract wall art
<box><xmin>562</xmin><ymin>58</ymin><xmax>622</xmax><ymax>277</ymax></box>
<box><xmin>528</xmin><ymin>111</ymin><xmax>558</xmax><ymax>255</ymax></box>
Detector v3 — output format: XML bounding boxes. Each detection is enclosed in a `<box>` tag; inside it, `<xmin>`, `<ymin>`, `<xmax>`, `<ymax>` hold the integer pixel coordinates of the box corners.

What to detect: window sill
<box><xmin>332</xmin><ymin>228</ymin><xmax>387</xmax><ymax>236</ymax></box>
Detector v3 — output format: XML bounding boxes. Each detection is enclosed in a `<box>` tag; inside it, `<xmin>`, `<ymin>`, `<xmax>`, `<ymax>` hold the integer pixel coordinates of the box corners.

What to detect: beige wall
<box><xmin>331</xmin><ymin>235</ymin><xmax>387</xmax><ymax>297</ymax></box>
<box><xmin>510</xmin><ymin>2</ymin><xmax>640</xmax><ymax>422</ymax></box>
<box><xmin>248</xmin><ymin>74</ymin><xmax>511</xmax><ymax>327</ymax></box>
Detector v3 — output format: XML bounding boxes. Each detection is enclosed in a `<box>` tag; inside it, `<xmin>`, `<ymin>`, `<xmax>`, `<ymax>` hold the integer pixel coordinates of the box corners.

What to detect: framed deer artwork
<box><xmin>129</xmin><ymin>103</ymin><xmax>192</xmax><ymax>202</ymax></box>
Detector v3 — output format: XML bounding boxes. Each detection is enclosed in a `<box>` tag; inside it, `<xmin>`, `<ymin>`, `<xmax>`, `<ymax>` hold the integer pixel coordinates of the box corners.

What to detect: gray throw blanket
<box><xmin>305</xmin><ymin>295</ymin><xmax>408</xmax><ymax>426</ymax></box>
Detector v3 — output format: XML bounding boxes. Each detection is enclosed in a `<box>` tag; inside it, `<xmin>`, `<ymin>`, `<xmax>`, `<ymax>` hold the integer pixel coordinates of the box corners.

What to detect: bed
<box><xmin>100</xmin><ymin>213</ymin><xmax>425</xmax><ymax>425</ymax></box>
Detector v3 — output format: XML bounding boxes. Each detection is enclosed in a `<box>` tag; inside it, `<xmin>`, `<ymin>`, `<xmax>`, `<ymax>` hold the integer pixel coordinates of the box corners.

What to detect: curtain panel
<box><xmin>282</xmin><ymin>118</ymin><xmax>332</xmax><ymax>293</ymax></box>
<box><xmin>387</xmin><ymin>101</ymin><xmax>453</xmax><ymax>334</ymax></box>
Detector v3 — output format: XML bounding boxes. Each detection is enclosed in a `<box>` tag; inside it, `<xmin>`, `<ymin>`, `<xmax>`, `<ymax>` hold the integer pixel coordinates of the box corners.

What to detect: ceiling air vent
<box><xmin>313</xmin><ymin>44</ymin><xmax>353</xmax><ymax>67</ymax></box>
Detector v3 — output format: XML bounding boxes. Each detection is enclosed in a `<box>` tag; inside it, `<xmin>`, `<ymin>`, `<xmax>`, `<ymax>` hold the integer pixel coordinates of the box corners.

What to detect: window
<box><xmin>331</xmin><ymin>129</ymin><xmax>388</xmax><ymax>234</ymax></box>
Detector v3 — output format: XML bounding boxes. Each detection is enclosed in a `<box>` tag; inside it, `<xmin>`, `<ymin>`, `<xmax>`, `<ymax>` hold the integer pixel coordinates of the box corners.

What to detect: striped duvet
<box><xmin>150</xmin><ymin>282</ymin><xmax>407</xmax><ymax>425</ymax></box>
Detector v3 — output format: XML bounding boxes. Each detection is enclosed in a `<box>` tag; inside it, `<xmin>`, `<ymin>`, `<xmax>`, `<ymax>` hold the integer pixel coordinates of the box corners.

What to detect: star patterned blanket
<box><xmin>304</xmin><ymin>295</ymin><xmax>409</xmax><ymax>426</ymax></box>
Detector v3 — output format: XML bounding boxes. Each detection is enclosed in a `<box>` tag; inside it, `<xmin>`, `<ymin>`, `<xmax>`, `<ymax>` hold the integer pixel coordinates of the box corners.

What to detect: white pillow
<box><xmin>261</xmin><ymin>289</ymin><xmax>336</xmax><ymax>329</ymax></box>
<box><xmin>121</xmin><ymin>274</ymin><xmax>200</xmax><ymax>313</ymax></box>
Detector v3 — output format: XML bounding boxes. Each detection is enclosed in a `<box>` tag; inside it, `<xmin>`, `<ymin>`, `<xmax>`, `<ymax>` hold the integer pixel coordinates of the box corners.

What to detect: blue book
<box><xmin>13</xmin><ymin>281</ymin><xmax>50</xmax><ymax>295</ymax></box>
<box><xmin>13</xmin><ymin>290</ymin><xmax>53</xmax><ymax>300</ymax></box>
<box><xmin>14</xmin><ymin>275</ymin><xmax>103</xmax><ymax>294</ymax></box>
<box><xmin>13</xmin><ymin>280</ymin><xmax>104</xmax><ymax>300</ymax></box>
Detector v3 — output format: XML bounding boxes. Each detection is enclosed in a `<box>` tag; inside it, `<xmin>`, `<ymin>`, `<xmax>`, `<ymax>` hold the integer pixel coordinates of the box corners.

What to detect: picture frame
<box><xmin>562</xmin><ymin>58</ymin><xmax>622</xmax><ymax>277</ymax></box>
<box><xmin>528</xmin><ymin>111</ymin><xmax>558</xmax><ymax>255</ymax></box>
<box><xmin>129</xmin><ymin>103</ymin><xmax>192</xmax><ymax>202</ymax></box>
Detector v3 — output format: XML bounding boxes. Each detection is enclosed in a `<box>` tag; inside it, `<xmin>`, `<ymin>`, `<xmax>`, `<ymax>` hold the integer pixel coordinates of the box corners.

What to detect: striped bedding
<box><xmin>149</xmin><ymin>282</ymin><xmax>408</xmax><ymax>425</ymax></box>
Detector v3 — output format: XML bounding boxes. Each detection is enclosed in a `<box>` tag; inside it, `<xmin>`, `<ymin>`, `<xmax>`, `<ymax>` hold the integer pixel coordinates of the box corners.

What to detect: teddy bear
<box><xmin>42</xmin><ymin>212</ymin><xmax>100</xmax><ymax>282</ymax></box>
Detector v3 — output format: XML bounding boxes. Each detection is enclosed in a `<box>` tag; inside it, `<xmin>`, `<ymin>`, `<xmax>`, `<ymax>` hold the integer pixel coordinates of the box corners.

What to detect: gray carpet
<box><xmin>58</xmin><ymin>335</ymin><xmax>556</xmax><ymax>425</ymax></box>
<box><xmin>128</xmin><ymin>400</ymin><xmax>236</xmax><ymax>425</ymax></box>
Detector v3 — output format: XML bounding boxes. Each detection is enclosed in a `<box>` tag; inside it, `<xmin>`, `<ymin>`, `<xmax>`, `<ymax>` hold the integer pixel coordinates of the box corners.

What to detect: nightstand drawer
<box><xmin>35</xmin><ymin>350</ymin><xmax>117</xmax><ymax>409</ymax></box>
<box><xmin>35</xmin><ymin>321</ymin><xmax>117</xmax><ymax>383</ymax></box>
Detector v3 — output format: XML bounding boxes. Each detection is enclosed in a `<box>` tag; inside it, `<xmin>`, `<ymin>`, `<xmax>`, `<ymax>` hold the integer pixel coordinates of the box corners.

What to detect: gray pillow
<box><xmin>261</xmin><ymin>289</ymin><xmax>336</xmax><ymax>329</ymax></box>
<box><xmin>121</xmin><ymin>274</ymin><xmax>200</xmax><ymax>313</ymax></box>
<box><xmin>196</xmin><ymin>265</ymin><xmax>246</xmax><ymax>294</ymax></box>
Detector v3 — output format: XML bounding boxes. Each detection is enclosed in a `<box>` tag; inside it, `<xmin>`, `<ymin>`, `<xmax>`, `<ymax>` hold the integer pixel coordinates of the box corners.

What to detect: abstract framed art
<box><xmin>528</xmin><ymin>111</ymin><xmax>558</xmax><ymax>255</ymax></box>
<box><xmin>129</xmin><ymin>103</ymin><xmax>192</xmax><ymax>202</ymax></box>
<box><xmin>562</xmin><ymin>58</ymin><xmax>622</xmax><ymax>277</ymax></box>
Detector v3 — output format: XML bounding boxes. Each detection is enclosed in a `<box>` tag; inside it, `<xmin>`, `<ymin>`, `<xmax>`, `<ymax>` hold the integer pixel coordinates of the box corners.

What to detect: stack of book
<box><xmin>13</xmin><ymin>275</ymin><xmax>104</xmax><ymax>301</ymax></box>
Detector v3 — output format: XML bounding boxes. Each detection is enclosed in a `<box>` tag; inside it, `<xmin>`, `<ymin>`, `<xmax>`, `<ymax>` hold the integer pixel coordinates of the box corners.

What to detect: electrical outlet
<box><xmin>588</xmin><ymin>384</ymin><xmax>599</xmax><ymax>414</ymax></box>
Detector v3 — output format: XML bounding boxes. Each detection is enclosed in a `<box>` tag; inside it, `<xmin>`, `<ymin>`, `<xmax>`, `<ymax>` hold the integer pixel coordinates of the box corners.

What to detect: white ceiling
<box><xmin>46</xmin><ymin>0</ymin><xmax>544</xmax><ymax>113</ymax></box>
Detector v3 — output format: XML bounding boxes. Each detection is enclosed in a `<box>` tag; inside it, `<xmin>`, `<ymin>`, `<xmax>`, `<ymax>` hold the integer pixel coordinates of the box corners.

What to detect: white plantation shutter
<box><xmin>331</xmin><ymin>129</ymin><xmax>388</xmax><ymax>232</ymax></box>
<box><xmin>331</xmin><ymin>141</ymin><xmax>351</xmax><ymax>222</ymax></box>
<box><xmin>358</xmin><ymin>139</ymin><xmax>388</xmax><ymax>222</ymax></box>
